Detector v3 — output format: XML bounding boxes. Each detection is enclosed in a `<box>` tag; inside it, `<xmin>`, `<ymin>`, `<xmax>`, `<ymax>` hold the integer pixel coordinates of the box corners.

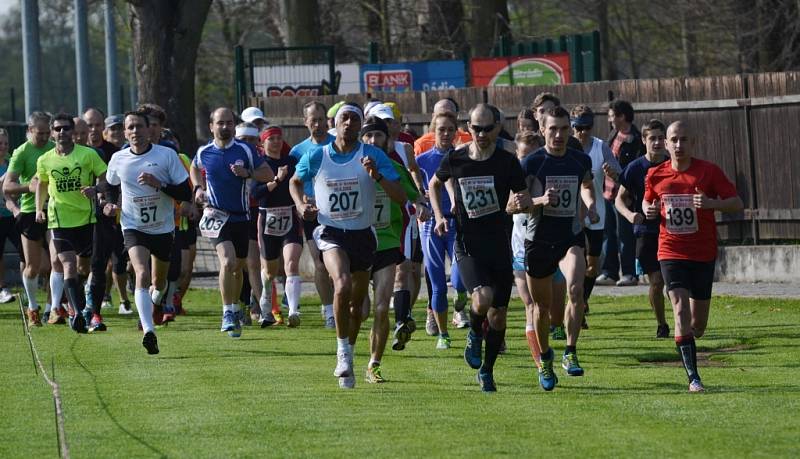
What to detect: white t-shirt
<box><xmin>584</xmin><ymin>137</ymin><xmax>621</xmax><ymax>230</ymax></box>
<box><xmin>106</xmin><ymin>144</ymin><xmax>189</xmax><ymax>234</ymax></box>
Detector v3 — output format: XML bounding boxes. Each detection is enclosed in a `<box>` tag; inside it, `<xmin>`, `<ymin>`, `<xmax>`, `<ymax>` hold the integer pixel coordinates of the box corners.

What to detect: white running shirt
<box><xmin>106</xmin><ymin>144</ymin><xmax>189</xmax><ymax>234</ymax></box>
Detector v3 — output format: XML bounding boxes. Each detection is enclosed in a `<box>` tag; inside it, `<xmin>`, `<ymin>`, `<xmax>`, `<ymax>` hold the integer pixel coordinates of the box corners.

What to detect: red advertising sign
<box><xmin>364</xmin><ymin>70</ymin><xmax>413</xmax><ymax>92</ymax></box>
<box><xmin>470</xmin><ymin>53</ymin><xmax>571</xmax><ymax>86</ymax></box>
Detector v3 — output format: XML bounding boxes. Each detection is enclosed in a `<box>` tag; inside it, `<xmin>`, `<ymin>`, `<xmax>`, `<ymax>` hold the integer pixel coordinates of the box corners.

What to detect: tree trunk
<box><xmin>466</xmin><ymin>0</ymin><xmax>511</xmax><ymax>57</ymax></box>
<box><xmin>596</xmin><ymin>0</ymin><xmax>618</xmax><ymax>80</ymax></box>
<box><xmin>680</xmin><ymin>6</ymin><xmax>697</xmax><ymax>76</ymax></box>
<box><xmin>128</xmin><ymin>0</ymin><xmax>211</xmax><ymax>155</ymax></box>
<box><xmin>279</xmin><ymin>0</ymin><xmax>321</xmax><ymax>48</ymax></box>
<box><xmin>420</xmin><ymin>0</ymin><xmax>466</xmax><ymax>59</ymax></box>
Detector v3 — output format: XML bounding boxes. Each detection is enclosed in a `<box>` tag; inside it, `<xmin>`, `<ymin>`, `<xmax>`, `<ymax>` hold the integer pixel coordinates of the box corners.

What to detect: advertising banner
<box><xmin>360</xmin><ymin>60</ymin><xmax>466</xmax><ymax>93</ymax></box>
<box><xmin>470</xmin><ymin>53</ymin><xmax>571</xmax><ymax>86</ymax></box>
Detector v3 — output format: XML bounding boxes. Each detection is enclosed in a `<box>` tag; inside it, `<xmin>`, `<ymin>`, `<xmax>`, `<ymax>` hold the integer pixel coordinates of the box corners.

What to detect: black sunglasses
<box><xmin>573</xmin><ymin>125</ymin><xmax>593</xmax><ymax>132</ymax></box>
<box><xmin>470</xmin><ymin>124</ymin><xmax>495</xmax><ymax>134</ymax></box>
<box><xmin>52</xmin><ymin>126</ymin><xmax>73</xmax><ymax>132</ymax></box>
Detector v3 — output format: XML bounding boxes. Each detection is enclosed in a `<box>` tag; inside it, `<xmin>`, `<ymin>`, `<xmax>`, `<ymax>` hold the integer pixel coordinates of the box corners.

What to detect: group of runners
<box><xmin>0</xmin><ymin>92</ymin><xmax>742</xmax><ymax>393</ymax></box>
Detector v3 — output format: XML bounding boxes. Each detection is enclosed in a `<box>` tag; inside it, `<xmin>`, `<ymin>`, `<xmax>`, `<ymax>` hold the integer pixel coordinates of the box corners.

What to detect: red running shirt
<box><xmin>644</xmin><ymin>158</ymin><xmax>738</xmax><ymax>262</ymax></box>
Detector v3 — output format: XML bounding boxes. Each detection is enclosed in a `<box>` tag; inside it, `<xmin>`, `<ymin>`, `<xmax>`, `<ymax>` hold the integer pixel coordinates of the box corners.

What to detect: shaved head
<box><xmin>433</xmin><ymin>99</ymin><xmax>457</xmax><ymax>114</ymax></box>
<box><xmin>667</xmin><ymin>120</ymin><xmax>692</xmax><ymax>137</ymax></box>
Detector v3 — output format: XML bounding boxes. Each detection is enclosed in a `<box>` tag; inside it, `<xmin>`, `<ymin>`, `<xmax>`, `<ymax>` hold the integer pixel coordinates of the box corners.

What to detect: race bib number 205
<box><xmin>663</xmin><ymin>194</ymin><xmax>698</xmax><ymax>234</ymax></box>
<box><xmin>458</xmin><ymin>176</ymin><xmax>499</xmax><ymax>219</ymax></box>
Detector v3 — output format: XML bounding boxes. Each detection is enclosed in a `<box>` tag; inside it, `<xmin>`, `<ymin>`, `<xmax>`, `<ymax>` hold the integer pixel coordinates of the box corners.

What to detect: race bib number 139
<box><xmin>458</xmin><ymin>176</ymin><xmax>499</xmax><ymax>219</ymax></box>
<box><xmin>663</xmin><ymin>194</ymin><xmax>698</xmax><ymax>234</ymax></box>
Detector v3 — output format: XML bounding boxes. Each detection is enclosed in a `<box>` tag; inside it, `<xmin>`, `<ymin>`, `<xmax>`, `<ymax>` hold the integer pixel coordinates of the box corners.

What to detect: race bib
<box><xmin>326</xmin><ymin>177</ymin><xmax>362</xmax><ymax>221</ymax></box>
<box><xmin>132</xmin><ymin>194</ymin><xmax>160</xmax><ymax>230</ymax></box>
<box><xmin>373</xmin><ymin>189</ymin><xmax>391</xmax><ymax>229</ymax></box>
<box><xmin>198</xmin><ymin>207</ymin><xmax>229</xmax><ymax>239</ymax></box>
<box><xmin>458</xmin><ymin>176</ymin><xmax>500</xmax><ymax>219</ymax></box>
<box><xmin>663</xmin><ymin>194</ymin><xmax>698</xmax><ymax>234</ymax></box>
<box><xmin>264</xmin><ymin>206</ymin><xmax>293</xmax><ymax>236</ymax></box>
<box><xmin>543</xmin><ymin>175</ymin><xmax>579</xmax><ymax>217</ymax></box>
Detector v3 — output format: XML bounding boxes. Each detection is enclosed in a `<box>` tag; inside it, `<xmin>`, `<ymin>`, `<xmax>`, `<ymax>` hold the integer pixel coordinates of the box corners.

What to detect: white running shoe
<box><xmin>425</xmin><ymin>309</ymin><xmax>439</xmax><ymax>336</ymax></box>
<box><xmin>452</xmin><ymin>310</ymin><xmax>470</xmax><ymax>329</ymax></box>
<box><xmin>0</xmin><ymin>288</ymin><xmax>16</xmax><ymax>304</ymax></box>
<box><xmin>333</xmin><ymin>349</ymin><xmax>352</xmax><ymax>377</ymax></box>
<box><xmin>324</xmin><ymin>316</ymin><xmax>336</xmax><ymax>329</ymax></box>
<box><xmin>118</xmin><ymin>300</ymin><xmax>133</xmax><ymax>315</ymax></box>
<box><xmin>338</xmin><ymin>374</ymin><xmax>356</xmax><ymax>389</ymax></box>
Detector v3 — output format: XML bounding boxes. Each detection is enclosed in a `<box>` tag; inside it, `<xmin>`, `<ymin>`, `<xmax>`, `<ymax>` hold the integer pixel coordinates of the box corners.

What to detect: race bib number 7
<box><xmin>543</xmin><ymin>176</ymin><xmax>579</xmax><ymax>217</ymax></box>
<box><xmin>458</xmin><ymin>176</ymin><xmax>499</xmax><ymax>219</ymax></box>
<box><xmin>373</xmin><ymin>189</ymin><xmax>391</xmax><ymax>229</ymax></box>
<box><xmin>663</xmin><ymin>194</ymin><xmax>697</xmax><ymax>234</ymax></box>
<box><xmin>198</xmin><ymin>207</ymin><xmax>229</xmax><ymax>239</ymax></box>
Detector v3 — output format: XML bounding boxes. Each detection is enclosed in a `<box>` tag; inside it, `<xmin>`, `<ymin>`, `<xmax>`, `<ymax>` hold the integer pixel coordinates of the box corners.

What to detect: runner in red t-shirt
<box><xmin>643</xmin><ymin>121</ymin><xmax>743</xmax><ymax>393</ymax></box>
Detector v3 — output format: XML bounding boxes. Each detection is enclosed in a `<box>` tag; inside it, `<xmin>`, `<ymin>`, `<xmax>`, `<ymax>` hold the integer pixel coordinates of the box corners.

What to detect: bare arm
<box><xmin>190</xmin><ymin>164</ymin><xmax>206</xmax><ymax>204</ymax></box>
<box><xmin>580</xmin><ymin>175</ymin><xmax>599</xmax><ymax>223</ymax></box>
<box><xmin>35</xmin><ymin>177</ymin><xmax>48</xmax><ymax>222</ymax></box>
<box><xmin>3</xmin><ymin>171</ymin><xmax>32</xmax><ymax>196</ymax></box>
<box><xmin>615</xmin><ymin>185</ymin><xmax>643</xmax><ymax>225</ymax></box>
<box><xmin>428</xmin><ymin>175</ymin><xmax>449</xmax><ymax>236</ymax></box>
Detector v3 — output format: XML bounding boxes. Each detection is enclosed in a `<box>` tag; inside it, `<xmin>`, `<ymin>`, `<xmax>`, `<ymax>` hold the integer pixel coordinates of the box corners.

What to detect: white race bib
<box><xmin>132</xmin><ymin>193</ymin><xmax>160</xmax><ymax>230</ymax></box>
<box><xmin>326</xmin><ymin>177</ymin><xmax>362</xmax><ymax>221</ymax></box>
<box><xmin>458</xmin><ymin>176</ymin><xmax>500</xmax><ymax>219</ymax></box>
<box><xmin>543</xmin><ymin>175</ymin><xmax>579</xmax><ymax>217</ymax></box>
<box><xmin>198</xmin><ymin>207</ymin><xmax>229</xmax><ymax>239</ymax></box>
<box><xmin>663</xmin><ymin>194</ymin><xmax>698</xmax><ymax>234</ymax></box>
<box><xmin>373</xmin><ymin>189</ymin><xmax>391</xmax><ymax>229</ymax></box>
<box><xmin>264</xmin><ymin>206</ymin><xmax>293</xmax><ymax>236</ymax></box>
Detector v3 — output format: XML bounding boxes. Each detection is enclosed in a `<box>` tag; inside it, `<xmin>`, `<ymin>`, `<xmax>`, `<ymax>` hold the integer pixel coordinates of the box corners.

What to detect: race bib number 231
<box><xmin>458</xmin><ymin>176</ymin><xmax>499</xmax><ymax>219</ymax></box>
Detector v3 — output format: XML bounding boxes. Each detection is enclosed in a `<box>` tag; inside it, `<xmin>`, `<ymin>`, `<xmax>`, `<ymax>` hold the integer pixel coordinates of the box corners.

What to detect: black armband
<box><xmin>163</xmin><ymin>179</ymin><xmax>192</xmax><ymax>202</ymax></box>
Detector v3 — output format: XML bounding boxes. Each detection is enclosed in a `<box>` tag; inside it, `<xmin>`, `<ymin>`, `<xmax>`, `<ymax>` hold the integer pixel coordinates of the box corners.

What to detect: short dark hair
<box><xmin>445</xmin><ymin>97</ymin><xmax>460</xmax><ymax>113</ymax></box>
<box><xmin>541</xmin><ymin>106</ymin><xmax>570</xmax><ymax>126</ymax></box>
<box><xmin>138</xmin><ymin>103</ymin><xmax>167</xmax><ymax>125</ymax></box>
<box><xmin>517</xmin><ymin>108</ymin><xmax>535</xmax><ymax>121</ymax></box>
<box><xmin>124</xmin><ymin>110</ymin><xmax>150</xmax><ymax>127</ymax></box>
<box><xmin>609</xmin><ymin>100</ymin><xmax>634</xmax><ymax>123</ymax></box>
<box><xmin>641</xmin><ymin>119</ymin><xmax>666</xmax><ymax>137</ymax></box>
<box><xmin>303</xmin><ymin>101</ymin><xmax>328</xmax><ymax>117</ymax></box>
<box><xmin>50</xmin><ymin>113</ymin><xmax>75</xmax><ymax>130</ymax></box>
<box><xmin>532</xmin><ymin>92</ymin><xmax>561</xmax><ymax>109</ymax></box>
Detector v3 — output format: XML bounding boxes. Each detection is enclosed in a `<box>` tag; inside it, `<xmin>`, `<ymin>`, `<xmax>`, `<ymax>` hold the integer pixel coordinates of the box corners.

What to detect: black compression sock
<box><xmin>65</xmin><ymin>277</ymin><xmax>86</xmax><ymax>313</ymax></box>
<box><xmin>469</xmin><ymin>309</ymin><xmax>486</xmax><ymax>337</ymax></box>
<box><xmin>483</xmin><ymin>326</ymin><xmax>506</xmax><ymax>373</ymax></box>
<box><xmin>676</xmin><ymin>336</ymin><xmax>700</xmax><ymax>382</ymax></box>
<box><xmin>393</xmin><ymin>290</ymin><xmax>410</xmax><ymax>325</ymax></box>
<box><xmin>583</xmin><ymin>276</ymin><xmax>597</xmax><ymax>303</ymax></box>
<box><xmin>565</xmin><ymin>345</ymin><xmax>577</xmax><ymax>355</ymax></box>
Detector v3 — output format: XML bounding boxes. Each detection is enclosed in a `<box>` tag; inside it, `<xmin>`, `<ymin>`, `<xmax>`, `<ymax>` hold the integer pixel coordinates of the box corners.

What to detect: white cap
<box><xmin>241</xmin><ymin>107</ymin><xmax>267</xmax><ymax>123</ymax></box>
<box><xmin>364</xmin><ymin>100</ymin><xmax>382</xmax><ymax>117</ymax></box>
<box><xmin>368</xmin><ymin>103</ymin><xmax>394</xmax><ymax>120</ymax></box>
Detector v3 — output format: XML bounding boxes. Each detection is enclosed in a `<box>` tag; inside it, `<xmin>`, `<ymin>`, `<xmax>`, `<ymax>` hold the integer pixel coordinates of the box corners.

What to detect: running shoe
<box><xmin>42</xmin><ymin>309</ymin><xmax>50</xmax><ymax>324</ymax></box>
<box><xmin>365</xmin><ymin>365</ymin><xmax>385</xmax><ymax>383</ymax></box>
<box><xmin>142</xmin><ymin>331</ymin><xmax>159</xmax><ymax>355</ymax></box>
<box><xmin>425</xmin><ymin>308</ymin><xmax>438</xmax><ymax>336</ymax></box>
<box><xmin>220</xmin><ymin>310</ymin><xmax>237</xmax><ymax>332</ymax></box>
<box><xmin>228</xmin><ymin>310</ymin><xmax>243</xmax><ymax>338</ymax></box>
<box><xmin>477</xmin><ymin>370</ymin><xmax>497</xmax><ymax>392</ymax></box>
<box><xmin>562</xmin><ymin>352</ymin><xmax>585</xmax><ymax>376</ymax></box>
<box><xmin>162</xmin><ymin>305</ymin><xmax>177</xmax><ymax>324</ymax></box>
<box><xmin>287</xmin><ymin>312</ymin><xmax>301</xmax><ymax>328</ymax></box>
<box><xmin>452</xmin><ymin>310</ymin><xmax>470</xmax><ymax>329</ymax></box>
<box><xmin>464</xmin><ymin>330</ymin><xmax>483</xmax><ymax>369</ymax></box>
<box><xmin>88</xmin><ymin>313</ymin><xmax>107</xmax><ymax>333</ymax></box>
<box><xmin>656</xmin><ymin>323</ymin><xmax>670</xmax><ymax>339</ymax></box>
<box><xmin>324</xmin><ymin>316</ymin><xmax>336</xmax><ymax>329</ymax></box>
<box><xmin>616</xmin><ymin>275</ymin><xmax>638</xmax><ymax>287</ymax></box>
<box><xmin>27</xmin><ymin>308</ymin><xmax>42</xmax><ymax>327</ymax></box>
<box><xmin>594</xmin><ymin>273</ymin><xmax>617</xmax><ymax>286</ymax></box>
<box><xmin>689</xmin><ymin>379</ymin><xmax>705</xmax><ymax>392</ymax></box>
<box><xmin>436</xmin><ymin>335</ymin><xmax>451</xmax><ymax>350</ymax></box>
<box><xmin>249</xmin><ymin>304</ymin><xmax>262</xmax><ymax>323</ymax></box>
<box><xmin>70</xmin><ymin>311</ymin><xmax>87</xmax><ymax>333</ymax></box>
<box><xmin>49</xmin><ymin>306</ymin><xmax>67</xmax><ymax>325</ymax></box>
<box><xmin>101</xmin><ymin>294</ymin><xmax>113</xmax><ymax>309</ymax></box>
<box><xmin>240</xmin><ymin>308</ymin><xmax>252</xmax><ymax>326</ymax></box>
<box><xmin>81</xmin><ymin>307</ymin><xmax>93</xmax><ymax>329</ymax></box>
<box><xmin>539</xmin><ymin>350</ymin><xmax>558</xmax><ymax>391</ymax></box>
<box><xmin>0</xmin><ymin>288</ymin><xmax>16</xmax><ymax>304</ymax></box>
<box><xmin>392</xmin><ymin>322</ymin><xmax>410</xmax><ymax>351</ymax></box>
<box><xmin>118</xmin><ymin>300</ymin><xmax>133</xmax><ymax>315</ymax></box>
<box><xmin>551</xmin><ymin>325</ymin><xmax>566</xmax><ymax>340</ymax></box>
<box><xmin>333</xmin><ymin>349</ymin><xmax>353</xmax><ymax>377</ymax></box>
<box><xmin>259</xmin><ymin>311</ymin><xmax>276</xmax><ymax>328</ymax></box>
<box><xmin>405</xmin><ymin>314</ymin><xmax>417</xmax><ymax>334</ymax></box>
<box><xmin>273</xmin><ymin>310</ymin><xmax>285</xmax><ymax>326</ymax></box>
<box><xmin>338</xmin><ymin>375</ymin><xmax>356</xmax><ymax>389</ymax></box>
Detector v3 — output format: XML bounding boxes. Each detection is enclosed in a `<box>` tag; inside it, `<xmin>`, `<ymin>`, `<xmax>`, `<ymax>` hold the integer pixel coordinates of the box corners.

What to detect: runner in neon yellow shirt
<box><xmin>35</xmin><ymin>113</ymin><xmax>108</xmax><ymax>334</ymax></box>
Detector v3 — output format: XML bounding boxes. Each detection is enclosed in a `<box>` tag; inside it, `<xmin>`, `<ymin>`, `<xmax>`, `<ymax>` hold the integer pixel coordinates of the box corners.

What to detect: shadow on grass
<box><xmin>69</xmin><ymin>338</ymin><xmax>168</xmax><ymax>459</ymax></box>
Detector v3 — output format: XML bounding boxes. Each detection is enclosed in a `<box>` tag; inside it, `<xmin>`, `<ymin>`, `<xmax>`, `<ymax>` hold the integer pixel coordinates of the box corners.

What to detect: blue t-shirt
<box><xmin>295</xmin><ymin>142</ymin><xmax>400</xmax><ymax>186</ymax></box>
<box><xmin>289</xmin><ymin>134</ymin><xmax>335</xmax><ymax>196</ymax></box>
<box><xmin>522</xmin><ymin>147</ymin><xmax>592</xmax><ymax>244</ymax></box>
<box><xmin>193</xmin><ymin>139</ymin><xmax>264</xmax><ymax>222</ymax></box>
<box><xmin>619</xmin><ymin>154</ymin><xmax>666</xmax><ymax>236</ymax></box>
<box><xmin>417</xmin><ymin>146</ymin><xmax>453</xmax><ymax>217</ymax></box>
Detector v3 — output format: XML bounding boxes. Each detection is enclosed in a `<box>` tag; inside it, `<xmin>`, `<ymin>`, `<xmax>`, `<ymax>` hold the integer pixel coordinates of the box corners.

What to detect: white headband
<box><xmin>236</xmin><ymin>126</ymin><xmax>259</xmax><ymax>138</ymax></box>
<box><xmin>335</xmin><ymin>105</ymin><xmax>364</xmax><ymax>126</ymax></box>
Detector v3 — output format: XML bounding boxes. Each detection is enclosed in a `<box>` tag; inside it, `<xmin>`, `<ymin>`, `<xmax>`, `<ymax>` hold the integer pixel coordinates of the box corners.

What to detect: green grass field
<box><xmin>2</xmin><ymin>290</ymin><xmax>798</xmax><ymax>458</ymax></box>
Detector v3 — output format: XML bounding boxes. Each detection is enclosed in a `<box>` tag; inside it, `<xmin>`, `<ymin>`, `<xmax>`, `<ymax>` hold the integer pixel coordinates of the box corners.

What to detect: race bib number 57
<box><xmin>458</xmin><ymin>176</ymin><xmax>499</xmax><ymax>218</ymax></box>
<box><xmin>663</xmin><ymin>194</ymin><xmax>697</xmax><ymax>234</ymax></box>
<box><xmin>198</xmin><ymin>207</ymin><xmax>229</xmax><ymax>239</ymax></box>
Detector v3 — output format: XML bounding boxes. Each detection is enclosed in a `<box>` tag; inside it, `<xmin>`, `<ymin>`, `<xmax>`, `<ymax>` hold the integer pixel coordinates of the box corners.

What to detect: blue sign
<box><xmin>360</xmin><ymin>60</ymin><xmax>466</xmax><ymax>93</ymax></box>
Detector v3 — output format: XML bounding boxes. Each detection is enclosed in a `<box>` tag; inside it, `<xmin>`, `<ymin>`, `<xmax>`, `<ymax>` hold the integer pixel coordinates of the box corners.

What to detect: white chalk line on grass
<box><xmin>19</xmin><ymin>296</ymin><xmax>70</xmax><ymax>459</ymax></box>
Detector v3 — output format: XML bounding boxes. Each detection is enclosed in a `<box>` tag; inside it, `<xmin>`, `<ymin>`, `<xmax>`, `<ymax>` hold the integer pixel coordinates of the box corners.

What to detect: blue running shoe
<box><xmin>464</xmin><ymin>330</ymin><xmax>483</xmax><ymax>369</ymax></box>
<box><xmin>221</xmin><ymin>310</ymin><xmax>236</xmax><ymax>332</ymax></box>
<box><xmin>477</xmin><ymin>370</ymin><xmax>497</xmax><ymax>392</ymax></box>
<box><xmin>81</xmin><ymin>307</ymin><xmax>93</xmax><ymax>328</ymax></box>
<box><xmin>562</xmin><ymin>352</ymin><xmax>585</xmax><ymax>376</ymax></box>
<box><xmin>539</xmin><ymin>348</ymin><xmax>558</xmax><ymax>391</ymax></box>
<box><xmin>228</xmin><ymin>310</ymin><xmax>243</xmax><ymax>338</ymax></box>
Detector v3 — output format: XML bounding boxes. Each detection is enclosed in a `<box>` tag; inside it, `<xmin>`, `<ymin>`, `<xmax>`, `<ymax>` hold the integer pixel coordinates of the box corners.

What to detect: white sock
<box><xmin>286</xmin><ymin>275</ymin><xmax>301</xmax><ymax>315</ymax></box>
<box><xmin>230</xmin><ymin>303</ymin><xmax>241</xmax><ymax>313</ymax></box>
<box><xmin>223</xmin><ymin>304</ymin><xmax>232</xmax><ymax>313</ymax></box>
<box><xmin>135</xmin><ymin>288</ymin><xmax>155</xmax><ymax>333</ymax></box>
<box><xmin>337</xmin><ymin>337</ymin><xmax>349</xmax><ymax>352</ymax></box>
<box><xmin>22</xmin><ymin>275</ymin><xmax>39</xmax><ymax>310</ymax></box>
<box><xmin>150</xmin><ymin>288</ymin><xmax>164</xmax><ymax>306</ymax></box>
<box><xmin>324</xmin><ymin>304</ymin><xmax>334</xmax><ymax>320</ymax></box>
<box><xmin>44</xmin><ymin>303</ymin><xmax>52</xmax><ymax>313</ymax></box>
<box><xmin>368</xmin><ymin>359</ymin><xmax>379</xmax><ymax>368</ymax></box>
<box><xmin>50</xmin><ymin>272</ymin><xmax>64</xmax><ymax>312</ymax></box>
<box><xmin>260</xmin><ymin>272</ymin><xmax>270</xmax><ymax>308</ymax></box>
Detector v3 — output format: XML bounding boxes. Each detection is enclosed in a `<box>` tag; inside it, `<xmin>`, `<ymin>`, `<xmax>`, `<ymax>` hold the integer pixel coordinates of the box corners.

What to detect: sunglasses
<box><xmin>470</xmin><ymin>124</ymin><xmax>495</xmax><ymax>134</ymax></box>
<box><xmin>573</xmin><ymin>125</ymin><xmax>593</xmax><ymax>132</ymax></box>
<box><xmin>52</xmin><ymin>126</ymin><xmax>73</xmax><ymax>132</ymax></box>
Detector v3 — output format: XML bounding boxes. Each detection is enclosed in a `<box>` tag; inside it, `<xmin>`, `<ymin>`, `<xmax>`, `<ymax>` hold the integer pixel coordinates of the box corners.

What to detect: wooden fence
<box><xmin>246</xmin><ymin>71</ymin><xmax>800</xmax><ymax>242</ymax></box>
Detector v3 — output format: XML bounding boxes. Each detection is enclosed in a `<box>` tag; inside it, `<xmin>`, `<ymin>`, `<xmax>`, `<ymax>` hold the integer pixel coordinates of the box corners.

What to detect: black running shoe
<box><xmin>142</xmin><ymin>331</ymin><xmax>159</xmax><ymax>355</ymax></box>
<box><xmin>656</xmin><ymin>323</ymin><xmax>670</xmax><ymax>339</ymax></box>
<box><xmin>70</xmin><ymin>312</ymin><xmax>88</xmax><ymax>334</ymax></box>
